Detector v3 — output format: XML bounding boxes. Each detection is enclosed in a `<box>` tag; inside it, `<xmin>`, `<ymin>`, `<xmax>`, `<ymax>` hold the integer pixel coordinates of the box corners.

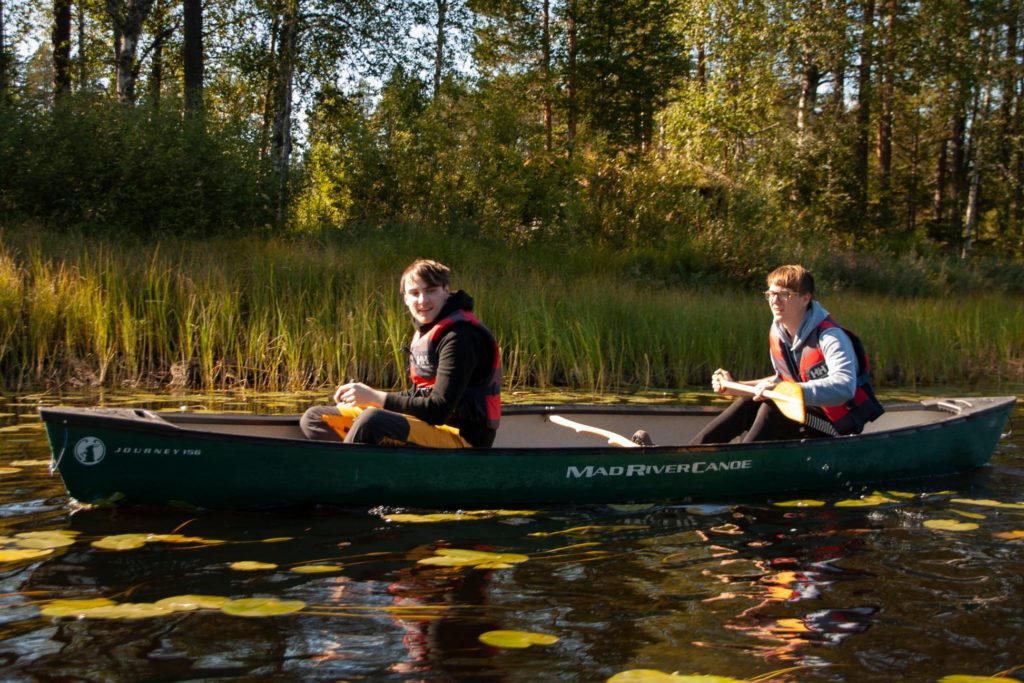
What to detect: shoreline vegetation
<box><xmin>1</xmin><ymin>224</ymin><xmax>1021</xmax><ymax>394</ymax></box>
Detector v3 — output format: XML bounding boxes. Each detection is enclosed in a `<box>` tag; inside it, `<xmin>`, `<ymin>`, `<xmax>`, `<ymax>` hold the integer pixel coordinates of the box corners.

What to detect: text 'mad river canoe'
<box><xmin>39</xmin><ymin>396</ymin><xmax>1016</xmax><ymax>509</ymax></box>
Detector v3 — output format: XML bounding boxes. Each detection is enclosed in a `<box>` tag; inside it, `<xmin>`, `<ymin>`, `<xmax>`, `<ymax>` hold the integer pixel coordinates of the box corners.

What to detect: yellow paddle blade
<box><xmin>765</xmin><ymin>381</ymin><xmax>805</xmax><ymax>424</ymax></box>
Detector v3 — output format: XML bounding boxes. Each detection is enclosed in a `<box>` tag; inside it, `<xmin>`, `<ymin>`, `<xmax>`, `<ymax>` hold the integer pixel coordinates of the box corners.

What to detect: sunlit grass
<box><xmin>0</xmin><ymin>227</ymin><xmax>1021</xmax><ymax>392</ymax></box>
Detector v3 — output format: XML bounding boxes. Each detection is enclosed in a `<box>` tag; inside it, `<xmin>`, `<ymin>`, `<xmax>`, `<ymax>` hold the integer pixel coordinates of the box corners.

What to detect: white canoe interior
<box><xmin>117</xmin><ymin>397</ymin><xmax>1001</xmax><ymax>449</ymax></box>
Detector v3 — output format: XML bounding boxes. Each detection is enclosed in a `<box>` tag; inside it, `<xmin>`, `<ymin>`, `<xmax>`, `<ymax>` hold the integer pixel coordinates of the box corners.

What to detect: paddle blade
<box><xmin>769</xmin><ymin>381</ymin><xmax>805</xmax><ymax>424</ymax></box>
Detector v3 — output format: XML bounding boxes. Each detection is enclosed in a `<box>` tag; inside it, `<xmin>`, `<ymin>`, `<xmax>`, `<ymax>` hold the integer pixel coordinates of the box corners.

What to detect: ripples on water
<box><xmin>0</xmin><ymin>389</ymin><xmax>1021</xmax><ymax>682</ymax></box>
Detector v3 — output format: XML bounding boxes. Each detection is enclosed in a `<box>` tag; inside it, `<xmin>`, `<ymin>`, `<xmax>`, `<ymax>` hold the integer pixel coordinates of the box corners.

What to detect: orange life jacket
<box><xmin>769</xmin><ymin>317</ymin><xmax>884</xmax><ymax>435</ymax></box>
<box><xmin>409</xmin><ymin>309</ymin><xmax>501</xmax><ymax>431</ymax></box>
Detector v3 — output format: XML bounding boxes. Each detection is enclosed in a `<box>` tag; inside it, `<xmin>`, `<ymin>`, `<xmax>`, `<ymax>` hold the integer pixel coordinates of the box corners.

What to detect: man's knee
<box><xmin>300</xmin><ymin>406</ymin><xmax>344</xmax><ymax>442</ymax></box>
<box><xmin>345</xmin><ymin>408</ymin><xmax>411</xmax><ymax>445</ymax></box>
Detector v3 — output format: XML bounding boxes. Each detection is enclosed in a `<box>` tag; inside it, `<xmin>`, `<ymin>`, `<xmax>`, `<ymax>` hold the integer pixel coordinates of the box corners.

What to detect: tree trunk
<box><xmin>53</xmin><ymin>0</ymin><xmax>72</xmax><ymax>95</ymax></box>
<box><xmin>933</xmin><ymin>136</ymin><xmax>947</xmax><ymax>223</ymax></box>
<box><xmin>542</xmin><ymin>0</ymin><xmax>552</xmax><ymax>152</ymax></box>
<box><xmin>853</xmin><ymin>0</ymin><xmax>875</xmax><ymax>216</ymax></box>
<box><xmin>183</xmin><ymin>0</ymin><xmax>203</xmax><ymax>117</ymax></box>
<box><xmin>77</xmin><ymin>1</ymin><xmax>87</xmax><ymax>86</ymax></box>
<box><xmin>949</xmin><ymin>108</ymin><xmax>967</xmax><ymax>237</ymax></box>
<box><xmin>876</xmin><ymin>0</ymin><xmax>895</xmax><ymax>200</ymax></box>
<box><xmin>797</xmin><ymin>62</ymin><xmax>819</xmax><ymax>147</ymax></box>
<box><xmin>107</xmin><ymin>0</ymin><xmax>157</xmax><ymax>102</ymax></box>
<box><xmin>432</xmin><ymin>0</ymin><xmax>447</xmax><ymax>98</ymax></box>
<box><xmin>272</xmin><ymin>0</ymin><xmax>299</xmax><ymax>228</ymax></box>
<box><xmin>963</xmin><ymin>81</ymin><xmax>992</xmax><ymax>259</ymax></box>
<box><xmin>565</xmin><ymin>0</ymin><xmax>577</xmax><ymax>155</ymax></box>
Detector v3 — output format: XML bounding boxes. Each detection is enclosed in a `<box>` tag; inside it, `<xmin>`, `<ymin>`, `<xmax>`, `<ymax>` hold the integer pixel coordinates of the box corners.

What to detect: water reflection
<box><xmin>0</xmin><ymin>389</ymin><xmax>1021</xmax><ymax>681</ymax></box>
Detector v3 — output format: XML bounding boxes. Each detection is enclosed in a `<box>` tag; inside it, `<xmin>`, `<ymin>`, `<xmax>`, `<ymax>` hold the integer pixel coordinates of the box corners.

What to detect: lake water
<box><xmin>1</xmin><ymin>388</ymin><xmax>1022</xmax><ymax>682</ymax></box>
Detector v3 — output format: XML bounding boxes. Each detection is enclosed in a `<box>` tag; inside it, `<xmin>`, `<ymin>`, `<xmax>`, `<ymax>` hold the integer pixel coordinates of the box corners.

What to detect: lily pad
<box><xmin>949</xmin><ymin>498</ymin><xmax>1024</xmax><ymax>510</ymax></box>
<box><xmin>77</xmin><ymin>602</ymin><xmax>177</xmax><ymax>619</ymax></box>
<box><xmin>220</xmin><ymin>597</ymin><xmax>305</xmax><ymax>617</ymax></box>
<box><xmin>924</xmin><ymin>519</ymin><xmax>979</xmax><ymax>532</ymax></box>
<box><xmin>417</xmin><ymin>548</ymin><xmax>529</xmax><ymax>568</ymax></box>
<box><xmin>230</xmin><ymin>561</ymin><xmax>278</xmax><ymax>571</ymax></box>
<box><xmin>773</xmin><ymin>499</ymin><xmax>826</xmax><ymax>508</ymax></box>
<box><xmin>290</xmin><ymin>564</ymin><xmax>345</xmax><ymax>573</ymax></box>
<box><xmin>478</xmin><ymin>629</ymin><xmax>559</xmax><ymax>649</ymax></box>
<box><xmin>993</xmin><ymin>530</ymin><xmax>1024</xmax><ymax>540</ymax></box>
<box><xmin>0</xmin><ymin>548</ymin><xmax>53</xmax><ymax>562</ymax></box>
<box><xmin>835</xmin><ymin>494</ymin><xmax>897</xmax><ymax>507</ymax></box>
<box><xmin>607</xmin><ymin>672</ymin><xmax>748</xmax><ymax>683</ymax></box>
<box><xmin>385</xmin><ymin>513</ymin><xmax>475</xmax><ymax>523</ymax></box>
<box><xmin>15</xmin><ymin>530</ymin><xmax>79</xmax><ymax>549</ymax></box>
<box><xmin>91</xmin><ymin>534</ymin><xmax>150</xmax><ymax>550</ymax></box>
<box><xmin>40</xmin><ymin>597</ymin><xmax>118</xmax><ymax>617</ymax></box>
<box><xmin>154</xmin><ymin>595</ymin><xmax>231</xmax><ymax>610</ymax></box>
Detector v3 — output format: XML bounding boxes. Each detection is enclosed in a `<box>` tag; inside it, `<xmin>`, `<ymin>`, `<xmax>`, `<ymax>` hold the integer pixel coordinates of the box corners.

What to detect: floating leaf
<box><xmin>608</xmin><ymin>671</ymin><xmax>748</xmax><ymax>683</ymax></box>
<box><xmin>417</xmin><ymin>548</ymin><xmax>528</xmax><ymax>568</ymax></box>
<box><xmin>950</xmin><ymin>509</ymin><xmax>986</xmax><ymax>520</ymax></box>
<box><xmin>709</xmin><ymin>524</ymin><xmax>743</xmax><ymax>535</ymax></box>
<box><xmin>939</xmin><ymin>676</ymin><xmax>1023</xmax><ymax>682</ymax></box>
<box><xmin>230</xmin><ymin>561</ymin><xmax>278</xmax><ymax>571</ymax></box>
<box><xmin>15</xmin><ymin>530</ymin><xmax>79</xmax><ymax>549</ymax></box>
<box><xmin>290</xmin><ymin>564</ymin><xmax>344</xmax><ymax>573</ymax></box>
<box><xmin>773</xmin><ymin>500</ymin><xmax>825</xmax><ymax>508</ymax></box>
<box><xmin>261</xmin><ymin>537</ymin><xmax>293</xmax><ymax>543</ymax></box>
<box><xmin>835</xmin><ymin>494</ymin><xmax>897</xmax><ymax>507</ymax></box>
<box><xmin>40</xmin><ymin>598</ymin><xmax>117</xmax><ymax>617</ymax></box>
<box><xmin>147</xmin><ymin>534</ymin><xmax>211</xmax><ymax>544</ymax></box>
<box><xmin>155</xmin><ymin>595</ymin><xmax>231</xmax><ymax>611</ymax></box>
<box><xmin>478</xmin><ymin>629</ymin><xmax>559</xmax><ymax>649</ymax></box>
<box><xmin>950</xmin><ymin>499</ymin><xmax>1024</xmax><ymax>510</ymax></box>
<box><xmin>993</xmin><ymin>530</ymin><xmax>1024</xmax><ymax>540</ymax></box>
<box><xmin>76</xmin><ymin>602</ymin><xmax>177</xmax><ymax>620</ymax></box>
<box><xmin>0</xmin><ymin>548</ymin><xmax>53</xmax><ymax>562</ymax></box>
<box><xmin>884</xmin><ymin>491</ymin><xmax>917</xmax><ymax>499</ymax></box>
<box><xmin>91</xmin><ymin>534</ymin><xmax>149</xmax><ymax>550</ymax></box>
<box><xmin>924</xmin><ymin>519</ymin><xmax>979</xmax><ymax>532</ymax></box>
<box><xmin>0</xmin><ymin>467</ymin><xmax>21</xmax><ymax>474</ymax></box>
<box><xmin>220</xmin><ymin>597</ymin><xmax>305</xmax><ymax>617</ymax></box>
<box><xmin>528</xmin><ymin>524</ymin><xmax>646</xmax><ymax>538</ymax></box>
<box><xmin>467</xmin><ymin>509</ymin><xmax>538</xmax><ymax>517</ymax></box>
<box><xmin>386</xmin><ymin>513</ymin><xmax>474</xmax><ymax>523</ymax></box>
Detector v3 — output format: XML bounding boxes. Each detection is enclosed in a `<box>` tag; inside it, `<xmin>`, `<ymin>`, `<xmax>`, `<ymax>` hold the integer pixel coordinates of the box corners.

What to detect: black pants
<box><xmin>300</xmin><ymin>406</ymin><xmax>471</xmax><ymax>447</ymax></box>
<box><xmin>691</xmin><ymin>396</ymin><xmax>823</xmax><ymax>445</ymax></box>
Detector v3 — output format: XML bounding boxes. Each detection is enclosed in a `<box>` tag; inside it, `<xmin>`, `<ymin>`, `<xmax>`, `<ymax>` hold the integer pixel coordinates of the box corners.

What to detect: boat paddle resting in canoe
<box><xmin>38</xmin><ymin>396</ymin><xmax>1015</xmax><ymax>509</ymax></box>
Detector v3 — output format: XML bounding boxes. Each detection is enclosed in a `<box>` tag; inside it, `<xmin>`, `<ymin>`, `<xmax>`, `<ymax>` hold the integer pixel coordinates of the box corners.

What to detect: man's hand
<box><xmin>334</xmin><ymin>382</ymin><xmax>386</xmax><ymax>409</ymax></box>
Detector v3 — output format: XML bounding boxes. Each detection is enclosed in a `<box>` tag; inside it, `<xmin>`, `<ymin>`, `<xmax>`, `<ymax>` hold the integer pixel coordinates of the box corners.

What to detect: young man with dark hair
<box><xmin>300</xmin><ymin>259</ymin><xmax>501</xmax><ymax>448</ymax></box>
<box><xmin>690</xmin><ymin>264</ymin><xmax>883</xmax><ymax>444</ymax></box>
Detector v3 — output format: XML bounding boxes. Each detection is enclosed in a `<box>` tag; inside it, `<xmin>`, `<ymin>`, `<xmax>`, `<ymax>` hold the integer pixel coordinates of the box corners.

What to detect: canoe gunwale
<box><xmin>38</xmin><ymin>395</ymin><xmax>1017</xmax><ymax>458</ymax></box>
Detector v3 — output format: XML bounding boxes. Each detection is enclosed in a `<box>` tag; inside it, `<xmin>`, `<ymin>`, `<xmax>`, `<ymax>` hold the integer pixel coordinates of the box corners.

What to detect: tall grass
<box><xmin>0</xmin><ymin>227</ymin><xmax>1021</xmax><ymax>392</ymax></box>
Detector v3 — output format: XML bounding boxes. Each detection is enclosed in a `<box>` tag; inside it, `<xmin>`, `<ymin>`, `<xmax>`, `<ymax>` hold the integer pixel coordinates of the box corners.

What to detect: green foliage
<box><xmin>1</xmin><ymin>223</ymin><xmax>1021</xmax><ymax>392</ymax></box>
<box><xmin>0</xmin><ymin>95</ymin><xmax>274</xmax><ymax>235</ymax></box>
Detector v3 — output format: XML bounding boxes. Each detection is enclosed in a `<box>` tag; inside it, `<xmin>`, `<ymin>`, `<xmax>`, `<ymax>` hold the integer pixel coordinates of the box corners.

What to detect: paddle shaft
<box><xmin>718</xmin><ymin>379</ymin><xmax>800</xmax><ymax>407</ymax></box>
<box><xmin>548</xmin><ymin>415</ymin><xmax>639</xmax><ymax>448</ymax></box>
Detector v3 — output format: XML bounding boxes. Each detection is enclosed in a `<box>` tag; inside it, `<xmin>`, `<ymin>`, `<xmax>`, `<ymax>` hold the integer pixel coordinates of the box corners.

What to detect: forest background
<box><xmin>0</xmin><ymin>0</ymin><xmax>1022</xmax><ymax>392</ymax></box>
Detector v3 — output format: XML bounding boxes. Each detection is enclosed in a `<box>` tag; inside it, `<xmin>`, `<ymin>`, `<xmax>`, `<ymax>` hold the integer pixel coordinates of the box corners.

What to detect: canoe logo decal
<box><xmin>74</xmin><ymin>437</ymin><xmax>106</xmax><ymax>466</ymax></box>
<box><xmin>566</xmin><ymin>459</ymin><xmax>753</xmax><ymax>479</ymax></box>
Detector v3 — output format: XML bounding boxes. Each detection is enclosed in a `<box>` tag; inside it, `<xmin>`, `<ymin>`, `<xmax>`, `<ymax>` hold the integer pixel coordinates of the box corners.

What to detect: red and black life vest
<box><xmin>409</xmin><ymin>309</ymin><xmax>501</xmax><ymax>431</ymax></box>
<box><xmin>769</xmin><ymin>317</ymin><xmax>884</xmax><ymax>435</ymax></box>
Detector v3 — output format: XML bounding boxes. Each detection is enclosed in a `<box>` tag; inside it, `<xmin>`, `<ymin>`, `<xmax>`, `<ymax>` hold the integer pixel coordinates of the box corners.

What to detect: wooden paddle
<box><xmin>548</xmin><ymin>415</ymin><xmax>639</xmax><ymax>448</ymax></box>
<box><xmin>718</xmin><ymin>379</ymin><xmax>839</xmax><ymax>436</ymax></box>
<box><xmin>718</xmin><ymin>379</ymin><xmax>806</xmax><ymax>423</ymax></box>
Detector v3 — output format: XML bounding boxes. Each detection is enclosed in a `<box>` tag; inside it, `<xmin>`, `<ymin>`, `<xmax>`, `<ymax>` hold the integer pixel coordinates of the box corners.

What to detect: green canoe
<box><xmin>39</xmin><ymin>396</ymin><xmax>1015</xmax><ymax>509</ymax></box>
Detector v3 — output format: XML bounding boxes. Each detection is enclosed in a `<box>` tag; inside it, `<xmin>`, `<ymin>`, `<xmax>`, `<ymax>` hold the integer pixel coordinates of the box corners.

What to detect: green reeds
<box><xmin>1</xmin><ymin>227</ymin><xmax>1021</xmax><ymax>392</ymax></box>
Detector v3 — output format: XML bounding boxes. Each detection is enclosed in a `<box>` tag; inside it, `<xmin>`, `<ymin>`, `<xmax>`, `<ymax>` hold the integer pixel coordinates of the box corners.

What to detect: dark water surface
<box><xmin>1</xmin><ymin>389</ymin><xmax>1022</xmax><ymax>682</ymax></box>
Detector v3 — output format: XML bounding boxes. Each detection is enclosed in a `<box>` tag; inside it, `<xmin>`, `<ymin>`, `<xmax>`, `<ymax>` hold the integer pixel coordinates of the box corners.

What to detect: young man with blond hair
<box><xmin>301</xmin><ymin>259</ymin><xmax>501</xmax><ymax>448</ymax></box>
<box><xmin>690</xmin><ymin>264</ymin><xmax>883</xmax><ymax>444</ymax></box>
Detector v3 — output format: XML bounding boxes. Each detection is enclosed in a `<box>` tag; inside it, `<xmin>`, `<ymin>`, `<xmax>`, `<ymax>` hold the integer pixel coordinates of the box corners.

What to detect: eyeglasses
<box><xmin>763</xmin><ymin>289</ymin><xmax>796</xmax><ymax>302</ymax></box>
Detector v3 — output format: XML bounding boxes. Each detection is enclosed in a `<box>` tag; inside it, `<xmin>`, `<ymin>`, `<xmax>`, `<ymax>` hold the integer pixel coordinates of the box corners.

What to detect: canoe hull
<box><xmin>40</xmin><ymin>397</ymin><xmax>1016</xmax><ymax>509</ymax></box>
